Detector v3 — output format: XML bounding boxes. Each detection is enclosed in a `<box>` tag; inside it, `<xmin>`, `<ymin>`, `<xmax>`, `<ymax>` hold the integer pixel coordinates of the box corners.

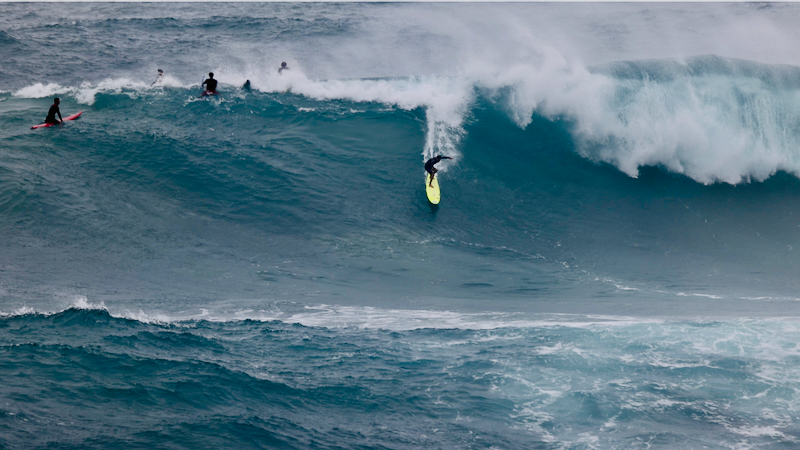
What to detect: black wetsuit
<box><xmin>45</xmin><ymin>104</ymin><xmax>61</xmax><ymax>124</ymax></box>
<box><xmin>203</xmin><ymin>78</ymin><xmax>218</xmax><ymax>92</ymax></box>
<box><xmin>425</xmin><ymin>156</ymin><xmax>443</xmax><ymax>174</ymax></box>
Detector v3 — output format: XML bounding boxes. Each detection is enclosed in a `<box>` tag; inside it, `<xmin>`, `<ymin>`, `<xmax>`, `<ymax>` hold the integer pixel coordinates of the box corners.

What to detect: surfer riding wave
<box><xmin>425</xmin><ymin>155</ymin><xmax>452</xmax><ymax>187</ymax></box>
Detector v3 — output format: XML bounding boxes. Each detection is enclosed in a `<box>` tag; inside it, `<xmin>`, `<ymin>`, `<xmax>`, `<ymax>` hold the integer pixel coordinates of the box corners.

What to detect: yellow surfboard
<box><xmin>426</xmin><ymin>173</ymin><xmax>440</xmax><ymax>204</ymax></box>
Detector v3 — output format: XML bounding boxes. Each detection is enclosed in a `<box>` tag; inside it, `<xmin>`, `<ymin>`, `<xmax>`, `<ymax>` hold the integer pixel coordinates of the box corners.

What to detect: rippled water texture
<box><xmin>3</xmin><ymin>3</ymin><xmax>800</xmax><ymax>448</ymax></box>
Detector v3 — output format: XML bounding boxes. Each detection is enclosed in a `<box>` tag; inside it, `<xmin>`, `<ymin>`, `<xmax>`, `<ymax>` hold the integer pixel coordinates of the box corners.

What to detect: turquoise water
<box><xmin>3</xmin><ymin>3</ymin><xmax>800</xmax><ymax>448</ymax></box>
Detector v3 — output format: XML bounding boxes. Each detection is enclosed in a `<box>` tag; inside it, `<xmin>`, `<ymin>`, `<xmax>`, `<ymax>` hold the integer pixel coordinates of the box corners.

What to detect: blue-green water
<box><xmin>3</xmin><ymin>3</ymin><xmax>800</xmax><ymax>448</ymax></box>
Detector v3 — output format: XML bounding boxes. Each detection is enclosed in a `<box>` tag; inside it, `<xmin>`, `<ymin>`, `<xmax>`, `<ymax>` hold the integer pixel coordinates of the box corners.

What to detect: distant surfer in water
<box><xmin>202</xmin><ymin>72</ymin><xmax>218</xmax><ymax>94</ymax></box>
<box><xmin>44</xmin><ymin>98</ymin><xmax>63</xmax><ymax>125</ymax></box>
<box><xmin>425</xmin><ymin>155</ymin><xmax>452</xmax><ymax>187</ymax></box>
<box><xmin>151</xmin><ymin>69</ymin><xmax>164</xmax><ymax>86</ymax></box>
<box><xmin>243</xmin><ymin>80</ymin><xmax>251</xmax><ymax>91</ymax></box>
<box><xmin>278</xmin><ymin>62</ymin><xmax>289</xmax><ymax>75</ymax></box>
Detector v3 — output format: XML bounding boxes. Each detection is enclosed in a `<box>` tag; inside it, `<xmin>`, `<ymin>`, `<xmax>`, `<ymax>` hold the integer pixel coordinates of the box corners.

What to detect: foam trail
<box><xmin>234</xmin><ymin>66</ymin><xmax>473</xmax><ymax>166</ymax></box>
<box><xmin>280</xmin><ymin>74</ymin><xmax>471</xmax><ymax>165</ymax></box>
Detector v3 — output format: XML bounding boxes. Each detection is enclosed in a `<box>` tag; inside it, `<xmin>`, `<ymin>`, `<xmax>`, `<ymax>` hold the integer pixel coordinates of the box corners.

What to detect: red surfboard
<box><xmin>31</xmin><ymin>111</ymin><xmax>83</xmax><ymax>129</ymax></box>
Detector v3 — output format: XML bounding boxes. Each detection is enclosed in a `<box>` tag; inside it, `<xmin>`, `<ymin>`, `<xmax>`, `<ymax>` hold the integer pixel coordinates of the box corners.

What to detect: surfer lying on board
<box><xmin>45</xmin><ymin>98</ymin><xmax>63</xmax><ymax>125</ymax></box>
<box><xmin>202</xmin><ymin>72</ymin><xmax>218</xmax><ymax>94</ymax></box>
<box><xmin>425</xmin><ymin>155</ymin><xmax>452</xmax><ymax>187</ymax></box>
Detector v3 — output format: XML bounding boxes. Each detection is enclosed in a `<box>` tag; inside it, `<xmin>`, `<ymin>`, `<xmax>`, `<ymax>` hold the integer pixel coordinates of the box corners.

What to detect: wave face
<box><xmin>4</xmin><ymin>2</ymin><xmax>800</xmax><ymax>448</ymax></box>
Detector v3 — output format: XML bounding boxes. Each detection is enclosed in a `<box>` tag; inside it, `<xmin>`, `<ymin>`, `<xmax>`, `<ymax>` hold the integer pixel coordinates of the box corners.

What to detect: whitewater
<box><xmin>4</xmin><ymin>3</ymin><xmax>800</xmax><ymax>449</ymax></box>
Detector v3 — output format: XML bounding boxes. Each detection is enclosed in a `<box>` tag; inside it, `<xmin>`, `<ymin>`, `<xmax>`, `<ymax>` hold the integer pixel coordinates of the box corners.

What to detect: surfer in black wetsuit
<box><xmin>278</xmin><ymin>62</ymin><xmax>289</xmax><ymax>75</ymax></box>
<box><xmin>45</xmin><ymin>97</ymin><xmax>63</xmax><ymax>125</ymax></box>
<box><xmin>243</xmin><ymin>80</ymin><xmax>251</xmax><ymax>91</ymax></box>
<box><xmin>425</xmin><ymin>155</ymin><xmax>452</xmax><ymax>187</ymax></box>
<box><xmin>202</xmin><ymin>72</ymin><xmax>218</xmax><ymax>94</ymax></box>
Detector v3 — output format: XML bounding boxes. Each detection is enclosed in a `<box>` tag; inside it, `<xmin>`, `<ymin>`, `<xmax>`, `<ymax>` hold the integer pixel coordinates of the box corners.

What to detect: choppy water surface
<box><xmin>3</xmin><ymin>3</ymin><xmax>800</xmax><ymax>448</ymax></box>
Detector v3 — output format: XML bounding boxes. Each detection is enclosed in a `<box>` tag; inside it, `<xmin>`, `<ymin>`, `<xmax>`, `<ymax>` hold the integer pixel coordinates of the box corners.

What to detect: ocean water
<box><xmin>3</xmin><ymin>3</ymin><xmax>800</xmax><ymax>449</ymax></box>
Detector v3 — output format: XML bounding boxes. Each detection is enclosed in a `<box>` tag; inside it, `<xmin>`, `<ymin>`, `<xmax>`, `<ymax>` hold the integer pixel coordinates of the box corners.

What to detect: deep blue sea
<box><xmin>4</xmin><ymin>3</ymin><xmax>800</xmax><ymax>448</ymax></box>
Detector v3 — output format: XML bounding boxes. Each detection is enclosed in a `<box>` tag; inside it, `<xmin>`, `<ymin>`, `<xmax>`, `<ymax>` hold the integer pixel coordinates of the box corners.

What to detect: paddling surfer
<box><xmin>44</xmin><ymin>98</ymin><xmax>63</xmax><ymax>125</ymax></box>
<box><xmin>425</xmin><ymin>155</ymin><xmax>452</xmax><ymax>187</ymax></box>
<box><xmin>202</xmin><ymin>72</ymin><xmax>218</xmax><ymax>94</ymax></box>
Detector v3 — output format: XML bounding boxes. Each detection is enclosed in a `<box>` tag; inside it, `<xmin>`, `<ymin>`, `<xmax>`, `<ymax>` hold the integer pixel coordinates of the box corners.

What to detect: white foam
<box><xmin>41</xmin><ymin>302</ymin><xmax>663</xmax><ymax>331</ymax></box>
<box><xmin>511</xmin><ymin>406</ymin><xmax>557</xmax><ymax>443</ymax></box>
<box><xmin>151</xmin><ymin>304</ymin><xmax>669</xmax><ymax>331</ymax></box>
<box><xmin>462</xmin><ymin>50</ymin><xmax>800</xmax><ymax>186</ymax></box>
<box><xmin>11</xmin><ymin>69</ymin><xmax>471</xmax><ymax>167</ymax></box>
<box><xmin>148</xmin><ymin>73</ymin><xmax>186</xmax><ymax>89</ymax></box>
<box><xmin>0</xmin><ymin>294</ymin><xmax>104</xmax><ymax>317</ymax></box>
<box><xmin>0</xmin><ymin>306</ymin><xmax>37</xmax><ymax>318</ymax></box>
<box><xmin>13</xmin><ymin>77</ymin><xmax>194</xmax><ymax>105</ymax></box>
<box><xmin>533</xmin><ymin>343</ymin><xmax>564</xmax><ymax>356</ymax></box>
<box><xmin>196</xmin><ymin>56</ymin><xmax>474</xmax><ymax>165</ymax></box>
<box><xmin>14</xmin><ymin>4</ymin><xmax>800</xmax><ymax>186</ymax></box>
<box><xmin>69</xmin><ymin>295</ymin><xmax>107</xmax><ymax>311</ymax></box>
<box><xmin>13</xmin><ymin>83</ymin><xmax>72</xmax><ymax>99</ymax></box>
<box><xmin>677</xmin><ymin>292</ymin><xmax>725</xmax><ymax>300</ymax></box>
<box><xmin>728</xmin><ymin>425</ymin><xmax>788</xmax><ymax>439</ymax></box>
<box><xmin>283</xmin><ymin>75</ymin><xmax>470</xmax><ymax>163</ymax></box>
<box><xmin>118</xmin><ymin>308</ymin><xmax>180</xmax><ymax>326</ymax></box>
<box><xmin>314</xmin><ymin>4</ymin><xmax>800</xmax><ymax>186</ymax></box>
<box><xmin>282</xmin><ymin>305</ymin><xmax>666</xmax><ymax>331</ymax></box>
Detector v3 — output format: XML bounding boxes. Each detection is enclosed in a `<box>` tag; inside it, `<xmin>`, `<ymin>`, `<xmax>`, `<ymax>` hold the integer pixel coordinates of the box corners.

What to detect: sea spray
<box><xmin>5</xmin><ymin>4</ymin><xmax>800</xmax><ymax>449</ymax></box>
